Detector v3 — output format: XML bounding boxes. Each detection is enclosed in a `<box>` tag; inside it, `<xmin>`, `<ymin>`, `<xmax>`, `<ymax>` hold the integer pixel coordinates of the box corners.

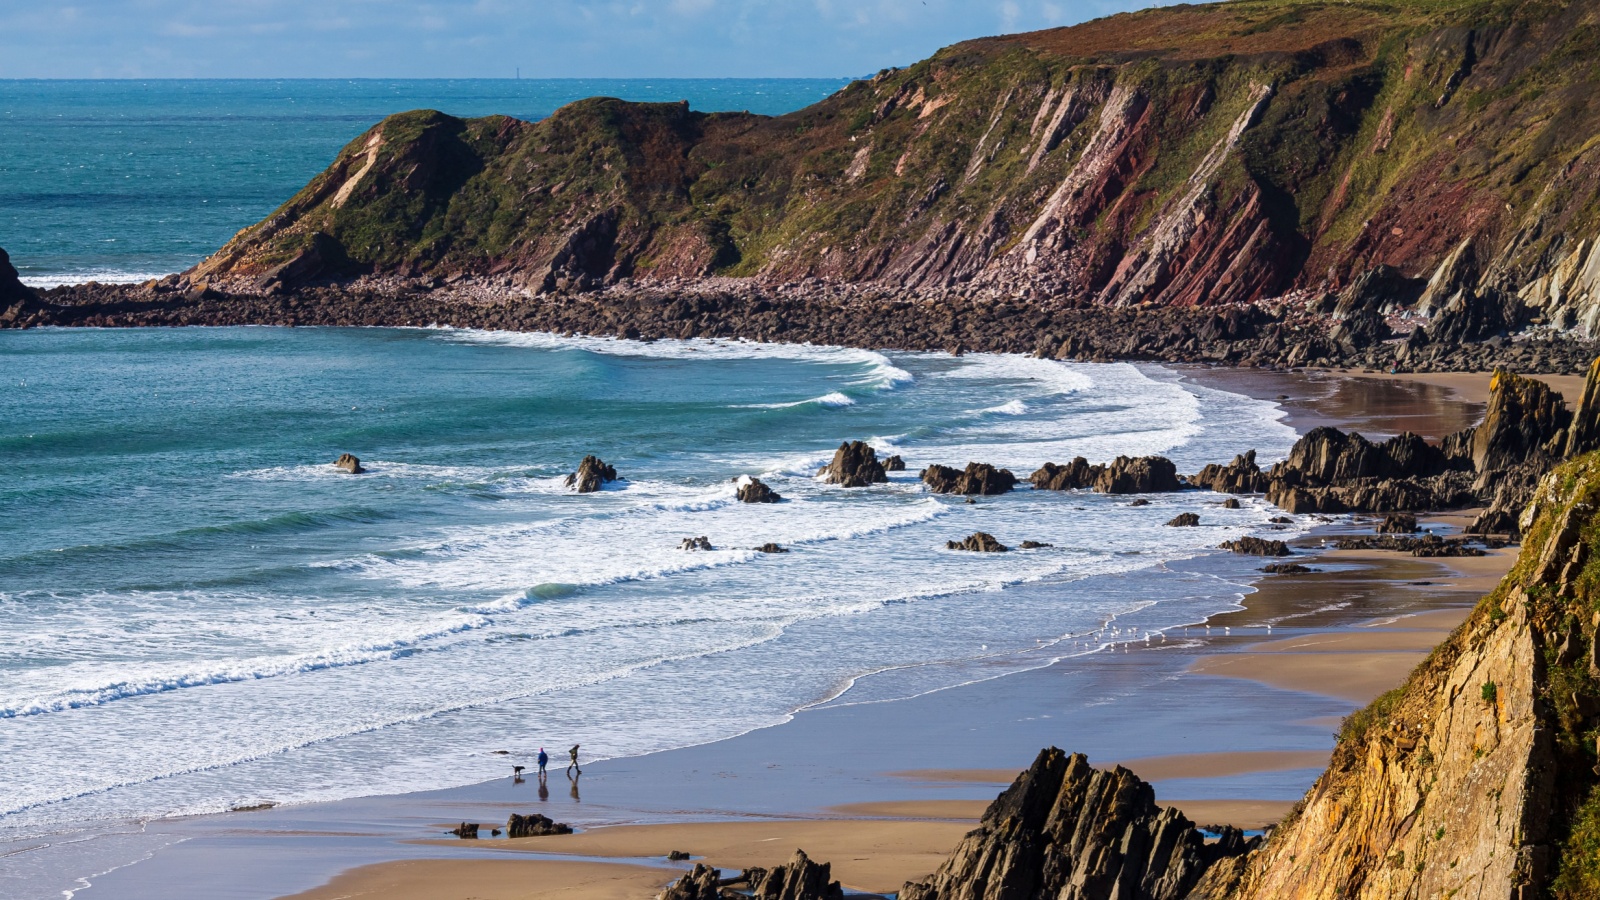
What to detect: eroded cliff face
<box><xmin>190</xmin><ymin>0</ymin><xmax>1600</xmax><ymax>343</ymax></box>
<box><xmin>1201</xmin><ymin>454</ymin><xmax>1600</xmax><ymax>900</ymax></box>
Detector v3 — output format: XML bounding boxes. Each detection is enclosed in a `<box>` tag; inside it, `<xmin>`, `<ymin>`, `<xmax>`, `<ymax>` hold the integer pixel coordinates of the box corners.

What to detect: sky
<box><xmin>0</xmin><ymin>1</ymin><xmax>1175</xmax><ymax>79</ymax></box>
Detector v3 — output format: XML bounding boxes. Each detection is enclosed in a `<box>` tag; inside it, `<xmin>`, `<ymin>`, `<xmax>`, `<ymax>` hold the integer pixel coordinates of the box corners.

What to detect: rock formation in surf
<box><xmin>566</xmin><ymin>455</ymin><xmax>618</xmax><ymax>493</ymax></box>
<box><xmin>1219</xmin><ymin>537</ymin><xmax>1291</xmax><ymax>557</ymax></box>
<box><xmin>1030</xmin><ymin>456</ymin><xmax>1180</xmax><ymax>495</ymax></box>
<box><xmin>947</xmin><ymin>532</ymin><xmax>1009</xmax><ymax>553</ymax></box>
<box><xmin>819</xmin><ymin>441</ymin><xmax>888</xmax><ymax>487</ymax></box>
<box><xmin>921</xmin><ymin>462</ymin><xmax>1018</xmax><ymax>495</ymax></box>
<box><xmin>736</xmin><ymin>476</ymin><xmax>782</xmax><ymax>503</ymax></box>
<box><xmin>333</xmin><ymin>453</ymin><xmax>365</xmax><ymax>474</ymax></box>
<box><xmin>1165</xmin><ymin>513</ymin><xmax>1200</xmax><ymax>527</ymax></box>
<box><xmin>1193</xmin><ymin>366</ymin><xmax>1598</xmax><ymax>538</ymax></box>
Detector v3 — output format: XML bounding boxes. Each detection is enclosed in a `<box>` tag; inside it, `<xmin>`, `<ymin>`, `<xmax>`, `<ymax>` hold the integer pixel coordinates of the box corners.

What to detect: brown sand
<box><xmin>828</xmin><ymin>800</ymin><xmax>988</xmax><ymax>820</ymax></box>
<box><xmin>281</xmin><ymin>858</ymin><xmax>674</xmax><ymax>900</ymax></box>
<box><xmin>1343</xmin><ymin>370</ymin><xmax>1586</xmax><ymax>407</ymax></box>
<box><xmin>1163</xmin><ymin>800</ymin><xmax>1297</xmax><ymax>831</ymax></box>
<box><xmin>1112</xmin><ymin>750</ymin><xmax>1331</xmax><ymax>782</ymax></box>
<box><xmin>432</xmin><ymin>819</ymin><xmax>973</xmax><ymax>893</ymax></box>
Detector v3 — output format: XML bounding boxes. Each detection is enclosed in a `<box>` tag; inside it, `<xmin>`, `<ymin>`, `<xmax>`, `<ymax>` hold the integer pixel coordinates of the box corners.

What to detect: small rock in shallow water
<box><xmin>1166</xmin><ymin>513</ymin><xmax>1201</xmax><ymax>527</ymax></box>
<box><xmin>1220</xmin><ymin>536</ymin><xmax>1292</xmax><ymax>556</ymax></box>
<box><xmin>565</xmin><ymin>455</ymin><xmax>619</xmax><ymax>493</ymax></box>
<box><xmin>668</xmin><ymin>850</ymin><xmax>691</xmax><ymax>861</ymax></box>
<box><xmin>507</xmin><ymin>813</ymin><xmax>572</xmax><ymax>837</ymax></box>
<box><xmin>679</xmin><ymin>536</ymin><xmax>714</xmax><ymax>551</ymax></box>
<box><xmin>754</xmin><ymin>543</ymin><xmax>788</xmax><ymax>553</ymax></box>
<box><xmin>1261</xmin><ymin>563</ymin><xmax>1316</xmax><ymax>575</ymax></box>
<box><xmin>947</xmin><ymin>532</ymin><xmax>1008</xmax><ymax>552</ymax></box>
<box><xmin>1222</xmin><ymin>498</ymin><xmax>1241</xmax><ymax>509</ymax></box>
<box><xmin>736</xmin><ymin>476</ymin><xmax>782</xmax><ymax>503</ymax></box>
<box><xmin>334</xmin><ymin>453</ymin><xmax>365</xmax><ymax>474</ymax></box>
<box><xmin>451</xmin><ymin>822</ymin><xmax>480</xmax><ymax>839</ymax></box>
<box><xmin>884</xmin><ymin>454</ymin><xmax>906</xmax><ymax>472</ymax></box>
<box><xmin>1018</xmin><ymin>540</ymin><xmax>1052</xmax><ymax>550</ymax></box>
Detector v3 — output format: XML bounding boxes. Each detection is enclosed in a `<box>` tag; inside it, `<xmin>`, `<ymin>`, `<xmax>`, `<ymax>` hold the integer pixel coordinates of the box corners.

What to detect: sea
<box><xmin>2</xmin><ymin>80</ymin><xmax>1303</xmax><ymax>899</ymax></box>
<box><xmin>0</xmin><ymin>79</ymin><xmax>852</xmax><ymax>287</ymax></box>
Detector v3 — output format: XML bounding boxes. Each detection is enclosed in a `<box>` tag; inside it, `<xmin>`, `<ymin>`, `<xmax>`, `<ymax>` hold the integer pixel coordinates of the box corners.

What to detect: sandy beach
<box><xmin>52</xmin><ymin>368</ymin><xmax>1531</xmax><ymax>900</ymax></box>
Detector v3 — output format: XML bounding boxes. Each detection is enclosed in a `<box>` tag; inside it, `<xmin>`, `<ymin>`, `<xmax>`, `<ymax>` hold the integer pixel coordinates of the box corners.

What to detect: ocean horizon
<box><xmin>0</xmin><ymin>78</ymin><xmax>852</xmax><ymax>287</ymax></box>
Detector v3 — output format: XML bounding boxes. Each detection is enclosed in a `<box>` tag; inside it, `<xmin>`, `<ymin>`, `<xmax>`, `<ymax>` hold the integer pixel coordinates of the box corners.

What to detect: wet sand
<box><xmin>62</xmin><ymin>366</ymin><xmax>1531</xmax><ymax>900</ymax></box>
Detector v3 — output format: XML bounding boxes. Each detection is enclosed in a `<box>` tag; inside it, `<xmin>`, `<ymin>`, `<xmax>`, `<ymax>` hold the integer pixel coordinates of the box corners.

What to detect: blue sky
<box><xmin>1</xmin><ymin>1</ymin><xmax>1174</xmax><ymax>78</ymax></box>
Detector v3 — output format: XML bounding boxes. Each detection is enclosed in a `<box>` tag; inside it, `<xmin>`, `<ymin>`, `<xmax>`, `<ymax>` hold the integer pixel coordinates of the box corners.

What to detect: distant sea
<box><xmin>0</xmin><ymin>79</ymin><xmax>851</xmax><ymax>287</ymax></box>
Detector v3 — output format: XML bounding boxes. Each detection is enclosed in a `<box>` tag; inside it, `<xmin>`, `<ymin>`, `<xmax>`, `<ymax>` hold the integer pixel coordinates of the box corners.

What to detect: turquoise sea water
<box><xmin>0</xmin><ymin>79</ymin><xmax>850</xmax><ymax>285</ymax></box>
<box><xmin>0</xmin><ymin>326</ymin><xmax>1303</xmax><ymax>899</ymax></box>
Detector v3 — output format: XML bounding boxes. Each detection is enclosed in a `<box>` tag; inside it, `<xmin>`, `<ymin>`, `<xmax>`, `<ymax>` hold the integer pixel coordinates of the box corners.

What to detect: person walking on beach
<box><xmin>537</xmin><ymin>747</ymin><xmax>549</xmax><ymax>777</ymax></box>
<box><xmin>566</xmin><ymin>744</ymin><xmax>581</xmax><ymax>777</ymax></box>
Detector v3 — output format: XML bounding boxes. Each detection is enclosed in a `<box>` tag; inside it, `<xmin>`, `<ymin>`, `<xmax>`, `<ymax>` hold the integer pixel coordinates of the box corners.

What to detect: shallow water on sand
<box><xmin>0</xmin><ymin>327</ymin><xmax>1301</xmax><ymax>896</ymax></box>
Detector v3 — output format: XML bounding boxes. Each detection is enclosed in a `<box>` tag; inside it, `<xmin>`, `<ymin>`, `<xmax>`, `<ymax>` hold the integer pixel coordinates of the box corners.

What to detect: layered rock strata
<box><xmin>900</xmin><ymin>748</ymin><xmax>1258</xmax><ymax>900</ymax></box>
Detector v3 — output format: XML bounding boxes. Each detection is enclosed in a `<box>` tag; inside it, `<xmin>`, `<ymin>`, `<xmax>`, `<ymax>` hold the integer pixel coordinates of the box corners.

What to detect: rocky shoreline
<box><xmin>3</xmin><ymin>275</ymin><xmax>1595</xmax><ymax>376</ymax></box>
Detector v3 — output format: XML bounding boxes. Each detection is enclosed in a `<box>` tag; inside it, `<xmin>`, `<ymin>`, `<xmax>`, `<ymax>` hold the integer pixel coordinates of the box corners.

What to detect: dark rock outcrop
<box><xmin>333</xmin><ymin>453</ymin><xmax>365</xmax><ymax>474</ymax></box>
<box><xmin>1191</xmin><ymin>451</ymin><xmax>1269</xmax><ymax>494</ymax></box>
<box><xmin>506</xmin><ymin>813</ymin><xmax>572</xmax><ymax>837</ymax></box>
<box><xmin>566</xmin><ymin>455</ymin><xmax>619</xmax><ymax>493</ymax></box>
<box><xmin>1018</xmin><ymin>540</ymin><xmax>1052</xmax><ymax>550</ymax></box>
<box><xmin>1221</xmin><ymin>498</ymin><xmax>1241</xmax><ymax>510</ymax></box>
<box><xmin>1378</xmin><ymin>513</ymin><xmax>1419</xmax><ymax>534</ymax></box>
<box><xmin>1260</xmin><ymin>563</ymin><xmax>1314</xmax><ymax>575</ymax></box>
<box><xmin>450</xmin><ymin>822</ymin><xmax>479</xmax><ymax>839</ymax></box>
<box><xmin>819</xmin><ymin>441</ymin><xmax>887</xmax><ymax>487</ymax></box>
<box><xmin>947</xmin><ymin>532</ymin><xmax>1008</xmax><ymax>553</ymax></box>
<box><xmin>680</xmin><ymin>536</ymin><xmax>714</xmax><ymax>551</ymax></box>
<box><xmin>1030</xmin><ymin>456</ymin><xmax>1180</xmax><ymax>495</ymax></box>
<box><xmin>900</xmin><ymin>748</ymin><xmax>1257</xmax><ymax>900</ymax></box>
<box><xmin>1166</xmin><ymin>513</ymin><xmax>1201</xmax><ymax>527</ymax></box>
<box><xmin>921</xmin><ymin>462</ymin><xmax>1018</xmax><ymax>495</ymax></box>
<box><xmin>737</xmin><ymin>476</ymin><xmax>782</xmax><ymax>503</ymax></box>
<box><xmin>660</xmin><ymin>851</ymin><xmax>844</xmax><ymax>900</ymax></box>
<box><xmin>1219</xmin><ymin>537</ymin><xmax>1291</xmax><ymax>557</ymax></box>
<box><xmin>884</xmin><ymin>455</ymin><xmax>906</xmax><ymax>472</ymax></box>
<box><xmin>755</xmin><ymin>543</ymin><xmax>789</xmax><ymax>553</ymax></box>
<box><xmin>0</xmin><ymin>246</ymin><xmax>35</xmax><ymax>307</ymax></box>
<box><xmin>1333</xmin><ymin>534</ymin><xmax>1488</xmax><ymax>557</ymax></box>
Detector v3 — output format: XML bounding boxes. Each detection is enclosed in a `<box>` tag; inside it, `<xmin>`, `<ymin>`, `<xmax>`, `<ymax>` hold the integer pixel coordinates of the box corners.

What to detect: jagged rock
<box><xmin>1192</xmin><ymin>450</ymin><xmax>1270</xmax><ymax>494</ymax></box>
<box><xmin>680</xmin><ymin>536</ymin><xmax>714</xmax><ymax>551</ymax></box>
<box><xmin>754</xmin><ymin>543</ymin><xmax>789</xmax><ymax>553</ymax></box>
<box><xmin>566</xmin><ymin>455</ymin><xmax>619</xmax><ymax>493</ymax></box>
<box><xmin>1095</xmin><ymin>456</ymin><xmax>1180</xmax><ymax>494</ymax></box>
<box><xmin>947</xmin><ymin>532</ymin><xmax>1008</xmax><ymax>552</ymax></box>
<box><xmin>746</xmin><ymin>850</ymin><xmax>845</xmax><ymax>900</ymax></box>
<box><xmin>506</xmin><ymin>813</ymin><xmax>572</xmax><ymax>837</ymax></box>
<box><xmin>921</xmin><ymin>462</ymin><xmax>1018</xmax><ymax>495</ymax></box>
<box><xmin>1378</xmin><ymin>513</ymin><xmax>1419</xmax><ymax>533</ymax></box>
<box><xmin>737</xmin><ymin>476</ymin><xmax>782</xmax><ymax>503</ymax></box>
<box><xmin>1562</xmin><ymin>355</ymin><xmax>1600</xmax><ymax>458</ymax></box>
<box><xmin>1221</xmin><ymin>498</ymin><xmax>1241</xmax><ymax>509</ymax></box>
<box><xmin>450</xmin><ymin>822</ymin><xmax>480</xmax><ymax>839</ymax></box>
<box><xmin>0</xmin><ymin>246</ymin><xmax>35</xmax><ymax>306</ymax></box>
<box><xmin>900</xmin><ymin>748</ymin><xmax>1257</xmax><ymax>900</ymax></box>
<box><xmin>1018</xmin><ymin>540</ymin><xmax>1053</xmax><ymax>549</ymax></box>
<box><xmin>1030</xmin><ymin>456</ymin><xmax>1179</xmax><ymax>494</ymax></box>
<box><xmin>1219</xmin><ymin>537</ymin><xmax>1291</xmax><ymax>557</ymax></box>
<box><xmin>1261</xmin><ymin>563</ymin><xmax>1314</xmax><ymax>575</ymax></box>
<box><xmin>333</xmin><ymin>453</ymin><xmax>365</xmax><ymax>474</ymax></box>
<box><xmin>1466</xmin><ymin>368</ymin><xmax>1570</xmax><ymax>476</ymax></box>
<box><xmin>1030</xmin><ymin>457</ymin><xmax>1100</xmax><ymax>490</ymax></box>
<box><xmin>658</xmin><ymin>863</ymin><xmax>722</xmax><ymax>900</ymax></box>
<box><xmin>819</xmin><ymin>441</ymin><xmax>887</xmax><ymax>487</ymax></box>
<box><xmin>884</xmin><ymin>454</ymin><xmax>907</xmax><ymax>472</ymax></box>
<box><xmin>1166</xmin><ymin>513</ymin><xmax>1201</xmax><ymax>527</ymax></box>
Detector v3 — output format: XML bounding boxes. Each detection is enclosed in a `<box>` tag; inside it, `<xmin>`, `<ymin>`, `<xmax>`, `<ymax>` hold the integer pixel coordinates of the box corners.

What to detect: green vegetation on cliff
<box><xmin>197</xmin><ymin>0</ymin><xmax>1600</xmax><ymax>336</ymax></box>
